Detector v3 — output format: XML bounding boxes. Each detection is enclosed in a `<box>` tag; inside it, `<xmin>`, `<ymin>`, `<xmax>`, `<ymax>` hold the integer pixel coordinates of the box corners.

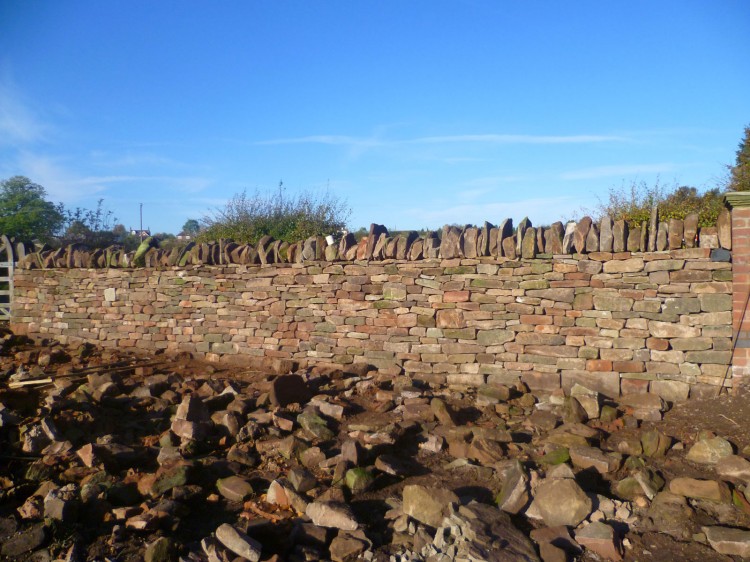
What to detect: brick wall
<box><xmin>726</xmin><ymin>193</ymin><xmax>750</xmax><ymax>389</ymax></box>
<box><xmin>11</xmin><ymin>248</ymin><xmax>733</xmax><ymax>399</ymax></box>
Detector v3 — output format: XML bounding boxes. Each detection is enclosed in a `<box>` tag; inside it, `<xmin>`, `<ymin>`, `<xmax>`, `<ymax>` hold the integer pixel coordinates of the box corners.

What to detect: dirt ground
<box><xmin>2</xmin><ymin>329</ymin><xmax>750</xmax><ymax>561</ymax></box>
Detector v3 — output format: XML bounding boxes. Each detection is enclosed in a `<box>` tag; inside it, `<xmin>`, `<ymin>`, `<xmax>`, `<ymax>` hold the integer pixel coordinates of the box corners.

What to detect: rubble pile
<box><xmin>1</xmin><ymin>332</ymin><xmax>750</xmax><ymax>561</ymax></box>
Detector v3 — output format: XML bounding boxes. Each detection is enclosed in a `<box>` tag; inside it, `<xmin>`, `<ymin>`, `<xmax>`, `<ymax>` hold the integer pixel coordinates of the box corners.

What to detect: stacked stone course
<box><xmin>11</xmin><ymin>247</ymin><xmax>733</xmax><ymax>399</ymax></box>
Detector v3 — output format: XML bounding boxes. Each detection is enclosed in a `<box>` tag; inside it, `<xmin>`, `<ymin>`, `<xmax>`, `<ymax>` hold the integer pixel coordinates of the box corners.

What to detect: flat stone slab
<box><xmin>703</xmin><ymin>526</ymin><xmax>750</xmax><ymax>557</ymax></box>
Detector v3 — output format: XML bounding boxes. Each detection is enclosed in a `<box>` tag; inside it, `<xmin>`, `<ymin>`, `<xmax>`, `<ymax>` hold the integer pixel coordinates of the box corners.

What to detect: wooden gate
<box><xmin>0</xmin><ymin>235</ymin><xmax>15</xmax><ymax>321</ymax></box>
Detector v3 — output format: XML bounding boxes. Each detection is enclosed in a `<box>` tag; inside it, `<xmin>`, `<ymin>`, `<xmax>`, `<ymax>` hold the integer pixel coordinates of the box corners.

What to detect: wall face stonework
<box><xmin>11</xmin><ymin>248</ymin><xmax>733</xmax><ymax>399</ymax></box>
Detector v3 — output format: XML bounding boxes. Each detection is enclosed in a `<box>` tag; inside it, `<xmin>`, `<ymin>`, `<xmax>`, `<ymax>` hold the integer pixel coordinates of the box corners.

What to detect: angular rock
<box><xmin>175</xmin><ymin>394</ymin><xmax>209</xmax><ymax>422</ymax></box>
<box><xmin>345</xmin><ymin>468</ymin><xmax>374</xmax><ymax>494</ymax></box>
<box><xmin>599</xmin><ymin>215</ymin><xmax>614</xmax><ymax>252</ymax></box>
<box><xmin>495</xmin><ymin>460</ymin><xmax>529</xmax><ymax>514</ymax></box>
<box><xmin>544</xmin><ymin>222</ymin><xmax>564</xmax><ymax>254</ymax></box>
<box><xmin>461</xmin><ymin>227</ymin><xmax>478</xmax><ymax>258</ymax></box>
<box><xmin>516</xmin><ymin>217</ymin><xmax>532</xmax><ymax>256</ymax></box>
<box><xmin>669</xmin><ymin>477</ymin><xmax>730</xmax><ymax>503</ymax></box>
<box><xmin>329</xmin><ymin>534</ymin><xmax>368</xmax><ymax>562</ymax></box>
<box><xmin>402</xmin><ymin>484</ymin><xmax>459</xmax><ymax>528</ymax></box>
<box><xmin>440</xmin><ymin>226</ymin><xmax>463</xmax><ymax>259</ymax></box>
<box><xmin>215</xmin><ymin>523</ymin><xmax>261</xmax><ymax>562</ymax></box>
<box><xmin>306</xmin><ymin>501</ymin><xmax>358</xmax><ymax>531</ymax></box>
<box><xmin>684</xmin><ymin>213</ymin><xmax>698</xmax><ymax>248</ymax></box>
<box><xmin>641</xmin><ymin>491</ymin><xmax>695</xmax><ymax>540</ymax></box>
<box><xmin>145</xmin><ymin>537</ymin><xmax>175</xmax><ymax>562</ymax></box>
<box><xmin>569</xmin><ymin>445</ymin><xmax>620</xmax><ymax>474</ymax></box>
<box><xmin>716</xmin><ymin>455</ymin><xmax>750</xmax><ymax>486</ymax></box>
<box><xmin>574</xmin><ymin>217</ymin><xmax>592</xmax><ymax>254</ymax></box>
<box><xmin>648</xmin><ymin>206</ymin><xmax>658</xmax><ymax>251</ymax></box>
<box><xmin>585</xmin><ymin>223</ymin><xmax>599</xmax><ymax>253</ymax></box>
<box><xmin>575</xmin><ymin>521</ymin><xmax>621</xmax><ymax>561</ymax></box>
<box><xmin>717</xmin><ymin>208</ymin><xmax>731</xmax><ymax>250</ymax></box>
<box><xmin>217</xmin><ymin>475</ymin><xmax>254</xmax><ymax>502</ymax></box>
<box><xmin>298</xmin><ymin>407</ymin><xmax>335</xmax><ymax>441</ymax></box>
<box><xmin>365</xmin><ymin>224</ymin><xmax>388</xmax><ymax>260</ymax></box>
<box><xmin>686</xmin><ymin>436</ymin><xmax>734</xmax><ymax>465</ymax></box>
<box><xmin>498</xmin><ymin>219</ymin><xmax>513</xmax><ymax>257</ymax></box>
<box><xmin>430</xmin><ymin>397</ymin><xmax>457</xmax><ymax>426</ymax></box>
<box><xmin>562</xmin><ymin>222</ymin><xmax>576</xmax><ymax>254</ymax></box>
<box><xmin>532</xmin><ymin>478</ymin><xmax>592</xmax><ymax>527</ymax></box>
<box><xmin>613</xmin><ymin>220</ymin><xmax>628</xmax><ymax>253</ymax></box>
<box><xmin>703</xmin><ymin>525</ymin><xmax>750</xmax><ymax>557</ymax></box>
<box><xmin>655</xmin><ymin>220</ymin><xmax>667</xmax><ymax>250</ymax></box>
<box><xmin>521</xmin><ymin>227</ymin><xmax>538</xmax><ymax>259</ymax></box>
<box><xmin>668</xmin><ymin>218</ymin><xmax>684</xmax><ymax>250</ymax></box>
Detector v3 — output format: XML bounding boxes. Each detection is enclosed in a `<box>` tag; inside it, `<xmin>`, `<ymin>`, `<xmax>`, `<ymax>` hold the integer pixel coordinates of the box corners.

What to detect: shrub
<box><xmin>198</xmin><ymin>186</ymin><xmax>350</xmax><ymax>245</ymax></box>
<box><xmin>593</xmin><ymin>179</ymin><xmax>724</xmax><ymax>228</ymax></box>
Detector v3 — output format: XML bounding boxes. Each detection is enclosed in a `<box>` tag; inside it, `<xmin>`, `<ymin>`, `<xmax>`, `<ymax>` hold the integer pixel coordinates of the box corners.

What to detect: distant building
<box><xmin>176</xmin><ymin>231</ymin><xmax>192</xmax><ymax>241</ymax></box>
<box><xmin>130</xmin><ymin>229</ymin><xmax>151</xmax><ymax>237</ymax></box>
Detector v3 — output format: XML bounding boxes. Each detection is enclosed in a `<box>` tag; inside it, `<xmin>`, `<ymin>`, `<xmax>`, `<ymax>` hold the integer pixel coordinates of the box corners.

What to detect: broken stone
<box><xmin>569</xmin><ymin>445</ymin><xmax>621</xmax><ymax>474</ymax></box>
<box><xmin>215</xmin><ymin>523</ymin><xmax>262</xmax><ymax>562</ymax></box>
<box><xmin>0</xmin><ymin>522</ymin><xmax>48</xmax><ymax>558</ymax></box>
<box><xmin>532</xmin><ymin>478</ymin><xmax>591</xmax><ymax>527</ymax></box>
<box><xmin>345</xmin><ymin>468</ymin><xmax>374</xmax><ymax>494</ymax></box>
<box><xmin>703</xmin><ymin>525</ymin><xmax>750</xmax><ymax>557</ymax></box>
<box><xmin>575</xmin><ymin>521</ymin><xmax>622</xmax><ymax>561</ymax></box>
<box><xmin>402</xmin><ymin>484</ymin><xmax>459</xmax><ymax>528</ymax></box>
<box><xmin>716</xmin><ymin>455</ymin><xmax>750</xmax><ymax>486</ymax></box>
<box><xmin>495</xmin><ymin>460</ymin><xmax>529</xmax><ymax>514</ymax></box>
<box><xmin>686</xmin><ymin>436</ymin><xmax>734</xmax><ymax>465</ymax></box>
<box><xmin>669</xmin><ymin>477</ymin><xmax>730</xmax><ymax>503</ymax></box>
<box><xmin>641</xmin><ymin>429</ymin><xmax>671</xmax><ymax>458</ymax></box>
<box><xmin>430</xmin><ymin>397</ymin><xmax>457</xmax><ymax>426</ymax></box>
<box><xmin>217</xmin><ymin>475</ymin><xmax>254</xmax><ymax>502</ymax></box>
<box><xmin>298</xmin><ymin>407</ymin><xmax>335</xmax><ymax>441</ymax></box>
<box><xmin>329</xmin><ymin>533</ymin><xmax>368</xmax><ymax>562</ymax></box>
<box><xmin>306</xmin><ymin>501</ymin><xmax>359</xmax><ymax>531</ymax></box>
<box><xmin>144</xmin><ymin>537</ymin><xmax>175</xmax><ymax>562</ymax></box>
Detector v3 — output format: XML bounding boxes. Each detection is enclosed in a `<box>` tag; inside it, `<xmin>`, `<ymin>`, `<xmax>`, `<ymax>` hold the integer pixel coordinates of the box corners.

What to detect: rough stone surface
<box><xmin>402</xmin><ymin>484</ymin><xmax>459</xmax><ymax>528</ymax></box>
<box><xmin>532</xmin><ymin>478</ymin><xmax>592</xmax><ymax>527</ymax></box>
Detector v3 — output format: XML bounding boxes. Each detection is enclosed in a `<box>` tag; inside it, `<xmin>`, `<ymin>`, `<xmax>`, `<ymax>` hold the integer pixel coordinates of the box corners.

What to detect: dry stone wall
<box><xmin>11</xmin><ymin>247</ymin><xmax>733</xmax><ymax>400</ymax></box>
<box><xmin>11</xmin><ymin>210</ymin><xmax>732</xmax><ymax>270</ymax></box>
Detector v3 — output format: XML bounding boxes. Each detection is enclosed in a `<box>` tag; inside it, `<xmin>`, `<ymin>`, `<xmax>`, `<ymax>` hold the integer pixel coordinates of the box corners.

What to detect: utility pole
<box><xmin>139</xmin><ymin>203</ymin><xmax>144</xmax><ymax>242</ymax></box>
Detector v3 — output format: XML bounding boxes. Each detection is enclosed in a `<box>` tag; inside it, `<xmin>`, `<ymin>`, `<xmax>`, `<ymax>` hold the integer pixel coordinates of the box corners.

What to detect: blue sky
<box><xmin>1</xmin><ymin>1</ymin><xmax>748</xmax><ymax>235</ymax></box>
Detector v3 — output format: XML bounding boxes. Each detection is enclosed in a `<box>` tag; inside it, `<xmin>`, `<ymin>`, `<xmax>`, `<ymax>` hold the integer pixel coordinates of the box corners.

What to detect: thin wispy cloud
<box><xmin>0</xmin><ymin>76</ymin><xmax>49</xmax><ymax>146</ymax></box>
<box><xmin>410</xmin><ymin>134</ymin><xmax>625</xmax><ymax>145</ymax></box>
<box><xmin>256</xmin><ymin>132</ymin><xmax>626</xmax><ymax>148</ymax></box>
<box><xmin>560</xmin><ymin>163</ymin><xmax>676</xmax><ymax>181</ymax></box>
<box><xmin>14</xmin><ymin>152</ymin><xmax>214</xmax><ymax>202</ymax></box>
<box><xmin>256</xmin><ymin>135</ymin><xmax>383</xmax><ymax>147</ymax></box>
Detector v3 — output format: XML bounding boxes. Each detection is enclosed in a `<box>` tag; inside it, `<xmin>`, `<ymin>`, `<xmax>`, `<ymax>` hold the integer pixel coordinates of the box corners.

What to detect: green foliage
<box><xmin>181</xmin><ymin>219</ymin><xmax>200</xmax><ymax>236</ymax></box>
<box><xmin>59</xmin><ymin>199</ymin><xmax>119</xmax><ymax>247</ymax></box>
<box><xmin>727</xmin><ymin>125</ymin><xmax>750</xmax><ymax>192</ymax></box>
<box><xmin>593</xmin><ymin>179</ymin><xmax>723</xmax><ymax>228</ymax></box>
<box><xmin>198</xmin><ymin>186</ymin><xmax>350</xmax><ymax>245</ymax></box>
<box><xmin>0</xmin><ymin>176</ymin><xmax>65</xmax><ymax>242</ymax></box>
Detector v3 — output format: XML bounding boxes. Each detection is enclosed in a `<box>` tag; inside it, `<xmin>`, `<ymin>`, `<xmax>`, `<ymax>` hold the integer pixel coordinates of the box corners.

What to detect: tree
<box><xmin>181</xmin><ymin>219</ymin><xmax>200</xmax><ymax>236</ymax></box>
<box><xmin>59</xmin><ymin>199</ymin><xmax>119</xmax><ymax>248</ymax></box>
<box><xmin>0</xmin><ymin>176</ymin><xmax>65</xmax><ymax>242</ymax></box>
<box><xmin>727</xmin><ymin>124</ymin><xmax>750</xmax><ymax>192</ymax></box>
<box><xmin>198</xmin><ymin>185</ymin><xmax>350</xmax><ymax>245</ymax></box>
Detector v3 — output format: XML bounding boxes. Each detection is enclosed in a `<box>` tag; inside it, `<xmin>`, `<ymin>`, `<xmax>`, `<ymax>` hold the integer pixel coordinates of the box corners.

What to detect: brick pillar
<box><xmin>726</xmin><ymin>192</ymin><xmax>750</xmax><ymax>391</ymax></box>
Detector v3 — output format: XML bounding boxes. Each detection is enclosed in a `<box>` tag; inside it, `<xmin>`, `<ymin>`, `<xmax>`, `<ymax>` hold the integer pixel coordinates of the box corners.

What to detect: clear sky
<box><xmin>1</xmin><ymin>1</ymin><xmax>748</xmax><ymax>235</ymax></box>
